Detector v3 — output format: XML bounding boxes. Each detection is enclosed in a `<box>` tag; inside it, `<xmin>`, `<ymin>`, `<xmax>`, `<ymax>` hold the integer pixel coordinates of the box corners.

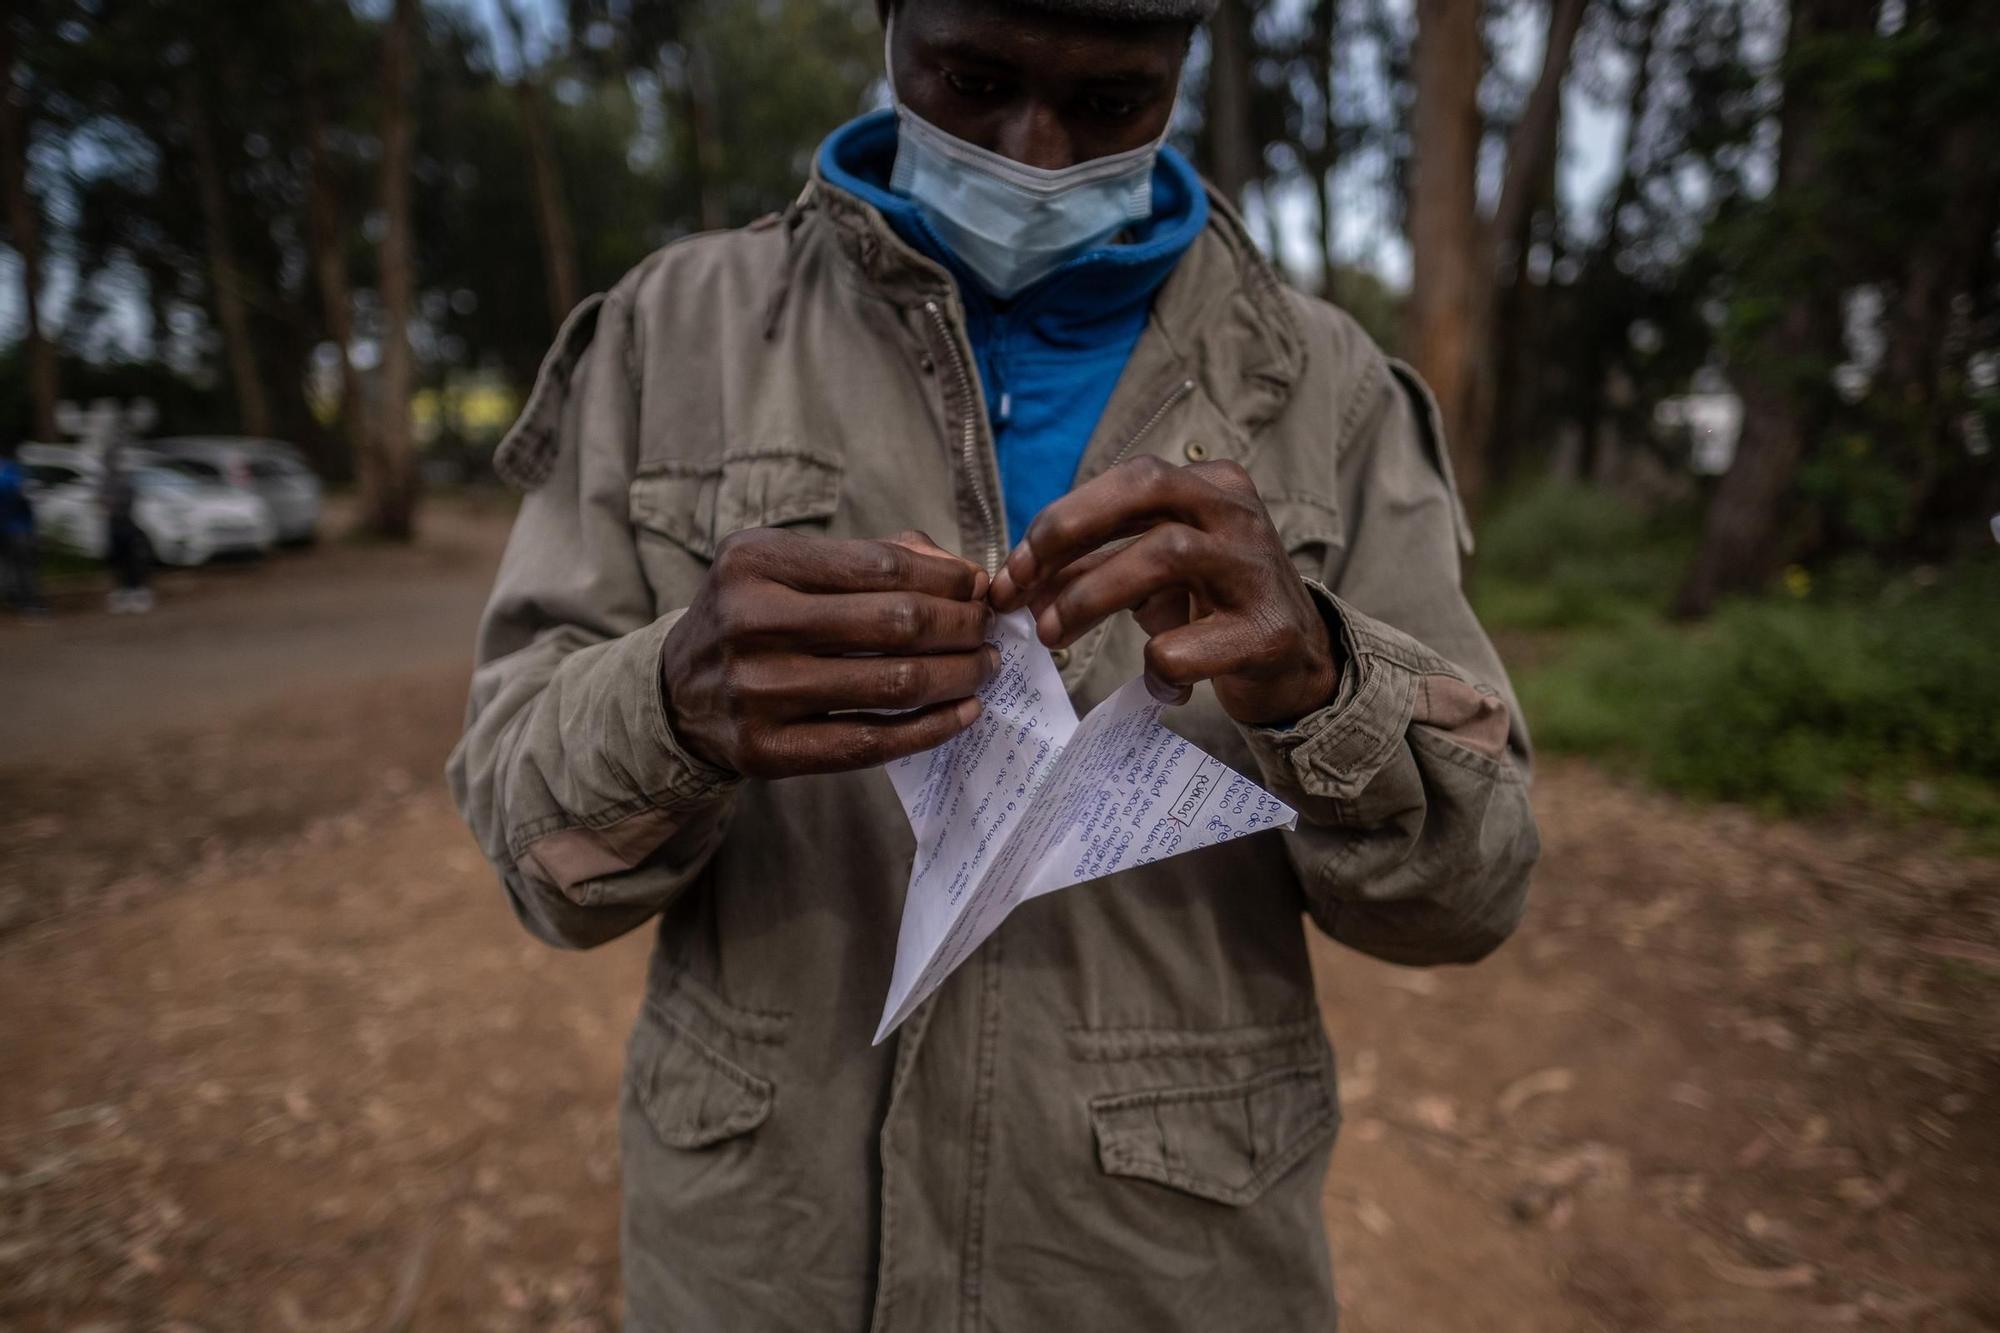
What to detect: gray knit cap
<box><xmin>986</xmin><ymin>0</ymin><xmax>1218</xmax><ymax>22</ymax></box>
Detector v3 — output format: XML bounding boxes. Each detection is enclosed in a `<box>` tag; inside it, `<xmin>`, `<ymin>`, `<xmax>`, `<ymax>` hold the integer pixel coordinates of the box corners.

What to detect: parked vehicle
<box><xmin>33</xmin><ymin>465</ymin><xmax>275</xmax><ymax>567</ymax></box>
<box><xmin>18</xmin><ymin>442</ymin><xmax>136</xmax><ymax>497</ymax></box>
<box><xmin>148</xmin><ymin>438</ymin><xmax>322</xmax><ymax>544</ymax></box>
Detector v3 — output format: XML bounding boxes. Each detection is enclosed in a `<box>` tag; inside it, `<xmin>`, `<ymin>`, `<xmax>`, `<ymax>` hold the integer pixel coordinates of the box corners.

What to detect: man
<box><xmin>449</xmin><ymin>0</ymin><xmax>1538</xmax><ymax>1326</ymax></box>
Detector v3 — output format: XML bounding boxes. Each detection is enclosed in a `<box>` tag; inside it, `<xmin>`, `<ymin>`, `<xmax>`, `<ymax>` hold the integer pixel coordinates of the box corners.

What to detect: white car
<box><xmin>34</xmin><ymin>465</ymin><xmax>276</xmax><ymax>567</ymax></box>
<box><xmin>19</xmin><ymin>441</ymin><xmax>125</xmax><ymax>496</ymax></box>
<box><xmin>149</xmin><ymin>437</ymin><xmax>323</xmax><ymax>544</ymax></box>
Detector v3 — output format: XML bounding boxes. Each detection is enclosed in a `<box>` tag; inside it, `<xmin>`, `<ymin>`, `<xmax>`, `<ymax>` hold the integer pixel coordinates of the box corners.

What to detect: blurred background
<box><xmin>0</xmin><ymin>1</ymin><xmax>1994</xmax><ymax>1329</ymax></box>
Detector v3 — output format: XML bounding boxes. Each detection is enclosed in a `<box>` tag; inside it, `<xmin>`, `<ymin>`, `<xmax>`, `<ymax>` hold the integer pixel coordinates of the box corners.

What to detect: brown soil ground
<box><xmin>2</xmin><ymin>498</ymin><xmax>1994</xmax><ymax>1332</ymax></box>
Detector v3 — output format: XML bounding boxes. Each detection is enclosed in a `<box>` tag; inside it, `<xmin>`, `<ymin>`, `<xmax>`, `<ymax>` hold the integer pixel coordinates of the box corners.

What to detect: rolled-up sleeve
<box><xmin>1240</xmin><ymin>357</ymin><xmax>1539</xmax><ymax>965</ymax></box>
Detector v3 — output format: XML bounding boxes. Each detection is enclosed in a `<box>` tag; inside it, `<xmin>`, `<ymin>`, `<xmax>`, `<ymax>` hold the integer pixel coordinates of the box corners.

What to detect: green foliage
<box><xmin>1326</xmin><ymin>265</ymin><xmax>1401</xmax><ymax>355</ymax></box>
<box><xmin>1511</xmin><ymin>555</ymin><xmax>2000</xmax><ymax>830</ymax></box>
<box><xmin>1699</xmin><ymin>10</ymin><xmax>2000</xmax><ymax>570</ymax></box>
<box><xmin>685</xmin><ymin>0</ymin><xmax>882</xmax><ymax>222</ymax></box>
<box><xmin>1470</xmin><ymin>480</ymin><xmax>1695</xmax><ymax>631</ymax></box>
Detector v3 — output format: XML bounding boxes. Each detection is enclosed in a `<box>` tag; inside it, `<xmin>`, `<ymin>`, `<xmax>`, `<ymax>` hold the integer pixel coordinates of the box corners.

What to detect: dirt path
<box><xmin>2</xmin><ymin>502</ymin><xmax>1994</xmax><ymax>1331</ymax></box>
<box><xmin>0</xmin><ymin>496</ymin><xmax>508</xmax><ymax>764</ymax></box>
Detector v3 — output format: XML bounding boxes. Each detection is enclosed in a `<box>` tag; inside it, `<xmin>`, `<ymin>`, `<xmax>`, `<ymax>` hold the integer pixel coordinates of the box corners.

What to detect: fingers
<box><xmin>1032</xmin><ymin>523</ymin><xmax>1215</xmax><ymax>649</ymax></box>
<box><xmin>735</xmin><ymin>647</ymin><xmax>999</xmax><ymax>718</ymax></box>
<box><xmin>739</xmin><ymin>587</ymin><xmax>994</xmax><ymax>655</ymax></box>
<box><xmin>1141</xmin><ymin>619</ymin><xmax>1245</xmax><ymax>695</ymax></box>
<box><xmin>725</xmin><ymin>529</ymin><xmax>983</xmax><ymax>601</ymax></box>
<box><xmin>750</xmin><ymin>698</ymin><xmax>985</xmax><ymax>778</ymax></box>
<box><xmin>991</xmin><ymin>458</ymin><xmax>1247</xmax><ymax>609</ymax></box>
<box><xmin>1131</xmin><ymin>587</ymin><xmax>1192</xmax><ymax>640</ymax></box>
<box><xmin>889</xmin><ymin>529</ymin><xmax>990</xmax><ymax>601</ymax></box>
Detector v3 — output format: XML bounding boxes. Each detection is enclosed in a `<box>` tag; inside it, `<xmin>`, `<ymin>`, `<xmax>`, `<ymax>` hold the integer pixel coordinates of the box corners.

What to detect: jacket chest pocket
<box><xmin>629</xmin><ymin>446</ymin><xmax>844</xmax><ymax>561</ymax></box>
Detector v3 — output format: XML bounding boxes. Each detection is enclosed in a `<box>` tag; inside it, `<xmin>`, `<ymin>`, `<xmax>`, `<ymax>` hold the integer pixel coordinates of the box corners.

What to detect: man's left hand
<box><xmin>988</xmin><ymin>456</ymin><xmax>1338</xmax><ymax>726</ymax></box>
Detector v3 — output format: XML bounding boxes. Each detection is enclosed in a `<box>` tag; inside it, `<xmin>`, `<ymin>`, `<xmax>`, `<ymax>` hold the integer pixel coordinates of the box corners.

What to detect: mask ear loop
<box><xmin>882</xmin><ymin>11</ymin><xmax>900</xmax><ymax>108</ymax></box>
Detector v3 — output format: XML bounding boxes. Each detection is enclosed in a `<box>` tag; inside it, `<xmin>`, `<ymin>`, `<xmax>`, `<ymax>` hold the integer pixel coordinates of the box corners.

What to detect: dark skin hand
<box><xmin>989</xmin><ymin>456</ymin><xmax>1340</xmax><ymax>727</ymax></box>
<box><xmin>883</xmin><ymin>0</ymin><xmax>1193</xmax><ymax>167</ymax></box>
<box><xmin>662</xmin><ymin>530</ymin><xmax>1000</xmax><ymax>779</ymax></box>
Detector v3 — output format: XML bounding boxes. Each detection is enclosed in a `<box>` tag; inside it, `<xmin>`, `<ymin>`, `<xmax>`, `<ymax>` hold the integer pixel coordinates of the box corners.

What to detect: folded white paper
<box><xmin>876</xmin><ymin>609</ymin><xmax>1299</xmax><ymax>1042</ymax></box>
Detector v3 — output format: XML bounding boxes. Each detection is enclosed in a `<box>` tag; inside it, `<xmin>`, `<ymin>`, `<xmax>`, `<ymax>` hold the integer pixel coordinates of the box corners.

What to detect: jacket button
<box><xmin>1051</xmin><ymin>647</ymin><xmax>1071</xmax><ymax>670</ymax></box>
<box><xmin>919</xmin><ymin>355</ymin><xmax>935</xmax><ymax>375</ymax></box>
<box><xmin>1184</xmin><ymin>440</ymin><xmax>1210</xmax><ymax>462</ymax></box>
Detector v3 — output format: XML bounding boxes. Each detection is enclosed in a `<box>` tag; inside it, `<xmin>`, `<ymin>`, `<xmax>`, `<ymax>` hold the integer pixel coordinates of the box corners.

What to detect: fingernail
<box><xmin>958</xmin><ymin>697</ymin><xmax>983</xmax><ymax>725</ymax></box>
<box><xmin>1144</xmin><ymin>672</ymin><xmax>1192</xmax><ymax>706</ymax></box>
<box><xmin>1009</xmin><ymin>544</ymin><xmax>1037</xmax><ymax>582</ymax></box>
<box><xmin>971</xmin><ymin>568</ymin><xmax>990</xmax><ymax>600</ymax></box>
<box><xmin>989</xmin><ymin>572</ymin><xmax>1016</xmax><ymax>609</ymax></box>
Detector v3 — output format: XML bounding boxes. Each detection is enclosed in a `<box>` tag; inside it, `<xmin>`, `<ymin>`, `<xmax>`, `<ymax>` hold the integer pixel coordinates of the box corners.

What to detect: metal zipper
<box><xmin>1108</xmin><ymin>377</ymin><xmax>1198</xmax><ymax>470</ymax></box>
<box><xmin>922</xmin><ymin>299</ymin><xmax>1002</xmax><ymax>573</ymax></box>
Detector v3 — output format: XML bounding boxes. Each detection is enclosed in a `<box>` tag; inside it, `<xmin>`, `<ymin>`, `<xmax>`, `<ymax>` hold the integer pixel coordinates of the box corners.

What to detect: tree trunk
<box><xmin>1485</xmin><ymin>152</ymin><xmax>1559</xmax><ymax>493</ymax></box>
<box><xmin>1405</xmin><ymin>0</ymin><xmax>1483</xmax><ymax>494</ymax></box>
<box><xmin>678</xmin><ymin>46</ymin><xmax>727</xmax><ymax>232</ymax></box>
<box><xmin>498</xmin><ymin>0</ymin><xmax>581</xmax><ymax>329</ymax></box>
<box><xmin>0</xmin><ymin>27</ymin><xmax>57</xmax><ymax>441</ymax></box>
<box><xmin>1205</xmin><ymin>0</ymin><xmax>1260</xmax><ymax>210</ymax></box>
<box><xmin>1880</xmin><ymin>117</ymin><xmax>1991</xmax><ymax>439</ymax></box>
<box><xmin>1675</xmin><ymin>0</ymin><xmax>1878</xmax><ymax>617</ymax></box>
<box><xmin>1680</xmin><ymin>0</ymin><xmax>1880</xmax><ymax>612</ymax></box>
<box><xmin>1487</xmin><ymin>0</ymin><xmax>1590</xmax><ymax>259</ymax></box>
<box><xmin>516</xmin><ymin>83</ymin><xmax>581</xmax><ymax>327</ymax></box>
<box><xmin>1574</xmin><ymin>0</ymin><xmax>1663</xmax><ymax>484</ymax></box>
<box><xmin>367</xmin><ymin>0</ymin><xmax>420</xmax><ymax>540</ymax></box>
<box><xmin>181</xmin><ymin>70</ymin><xmax>273</xmax><ymax>440</ymax></box>
<box><xmin>1462</xmin><ymin>0</ymin><xmax>1590</xmax><ymax>512</ymax></box>
<box><xmin>1306</xmin><ymin>0</ymin><xmax>1341</xmax><ymax>293</ymax></box>
<box><xmin>303</xmin><ymin>80</ymin><xmax>366</xmax><ymax>484</ymax></box>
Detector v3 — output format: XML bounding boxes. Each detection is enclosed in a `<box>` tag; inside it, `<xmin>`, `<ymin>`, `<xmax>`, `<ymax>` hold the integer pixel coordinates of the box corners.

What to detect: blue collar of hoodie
<box><xmin>816</xmin><ymin>111</ymin><xmax>1210</xmax><ymax>543</ymax></box>
<box><xmin>815</xmin><ymin>109</ymin><xmax>1209</xmax><ymax>327</ymax></box>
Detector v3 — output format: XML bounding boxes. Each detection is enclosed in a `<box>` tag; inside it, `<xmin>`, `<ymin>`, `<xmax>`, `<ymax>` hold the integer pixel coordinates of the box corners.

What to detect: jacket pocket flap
<box><xmin>630</xmin><ymin>448</ymin><xmax>843</xmax><ymax>560</ymax></box>
<box><xmin>1090</xmin><ymin>1065</ymin><xmax>1338</xmax><ymax>1207</ymax></box>
<box><xmin>626</xmin><ymin>1003</ymin><xmax>773</xmax><ymax>1149</ymax></box>
<box><xmin>1264</xmin><ymin>492</ymin><xmax>1344</xmax><ymax>555</ymax></box>
<box><xmin>1264</xmin><ymin>491</ymin><xmax>1345</xmax><ymax>577</ymax></box>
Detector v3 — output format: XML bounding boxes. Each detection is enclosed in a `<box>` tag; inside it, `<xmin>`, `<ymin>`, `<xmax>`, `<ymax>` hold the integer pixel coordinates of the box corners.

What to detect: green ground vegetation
<box><xmin>1471</xmin><ymin>482</ymin><xmax>2000</xmax><ymax>836</ymax></box>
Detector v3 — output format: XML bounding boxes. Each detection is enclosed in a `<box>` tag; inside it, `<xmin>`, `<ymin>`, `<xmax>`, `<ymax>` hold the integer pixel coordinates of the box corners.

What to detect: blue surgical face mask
<box><xmin>885</xmin><ymin>20</ymin><xmax>1167</xmax><ymax>298</ymax></box>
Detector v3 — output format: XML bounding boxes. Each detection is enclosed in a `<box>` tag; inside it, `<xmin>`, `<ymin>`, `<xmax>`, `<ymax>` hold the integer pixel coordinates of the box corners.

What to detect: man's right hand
<box><xmin>660</xmin><ymin>528</ymin><xmax>999</xmax><ymax>779</ymax></box>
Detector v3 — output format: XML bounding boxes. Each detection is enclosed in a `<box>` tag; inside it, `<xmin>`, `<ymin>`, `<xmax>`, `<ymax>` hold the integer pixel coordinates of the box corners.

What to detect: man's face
<box><xmin>884</xmin><ymin>0</ymin><xmax>1191</xmax><ymax>170</ymax></box>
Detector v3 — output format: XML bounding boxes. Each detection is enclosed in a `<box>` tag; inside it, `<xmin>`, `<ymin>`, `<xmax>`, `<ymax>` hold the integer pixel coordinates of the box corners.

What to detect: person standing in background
<box><xmin>101</xmin><ymin>443</ymin><xmax>153</xmax><ymax>614</ymax></box>
<box><xmin>0</xmin><ymin>448</ymin><xmax>48</xmax><ymax>617</ymax></box>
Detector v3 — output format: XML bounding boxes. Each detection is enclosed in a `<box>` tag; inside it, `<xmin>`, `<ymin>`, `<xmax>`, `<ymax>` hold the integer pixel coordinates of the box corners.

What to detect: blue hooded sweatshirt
<box><xmin>817</xmin><ymin>110</ymin><xmax>1209</xmax><ymax>545</ymax></box>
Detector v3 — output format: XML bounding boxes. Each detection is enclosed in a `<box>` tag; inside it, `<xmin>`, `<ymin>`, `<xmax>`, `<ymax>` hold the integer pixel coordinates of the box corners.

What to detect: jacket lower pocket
<box><xmin>1089</xmin><ymin>1064</ymin><xmax>1339</xmax><ymax>1207</ymax></box>
<box><xmin>625</xmin><ymin>1000</ymin><xmax>773</xmax><ymax>1150</ymax></box>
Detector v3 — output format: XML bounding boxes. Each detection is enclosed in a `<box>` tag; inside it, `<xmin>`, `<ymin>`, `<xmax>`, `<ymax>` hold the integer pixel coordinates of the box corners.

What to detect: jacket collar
<box><xmin>802</xmin><ymin>116</ymin><xmax>1304</xmax><ymax>442</ymax></box>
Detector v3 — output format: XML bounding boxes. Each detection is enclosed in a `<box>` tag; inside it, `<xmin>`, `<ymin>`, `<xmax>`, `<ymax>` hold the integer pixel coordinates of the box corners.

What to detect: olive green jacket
<box><xmin>447</xmin><ymin>162</ymin><xmax>1539</xmax><ymax>1332</ymax></box>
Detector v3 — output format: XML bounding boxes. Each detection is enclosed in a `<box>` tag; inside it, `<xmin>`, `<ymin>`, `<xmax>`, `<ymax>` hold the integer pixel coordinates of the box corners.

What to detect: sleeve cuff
<box><xmin>510</xmin><ymin>610</ymin><xmax>740</xmax><ymax>894</ymax></box>
<box><xmin>1240</xmin><ymin>579</ymin><xmax>1420</xmax><ymax>803</ymax></box>
<box><xmin>647</xmin><ymin>606</ymin><xmax>745</xmax><ymax>802</ymax></box>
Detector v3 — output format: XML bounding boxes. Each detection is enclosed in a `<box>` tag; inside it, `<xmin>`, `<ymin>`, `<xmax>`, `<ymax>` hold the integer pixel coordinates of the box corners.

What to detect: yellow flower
<box><xmin>1781</xmin><ymin>565</ymin><xmax>1812</xmax><ymax>598</ymax></box>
